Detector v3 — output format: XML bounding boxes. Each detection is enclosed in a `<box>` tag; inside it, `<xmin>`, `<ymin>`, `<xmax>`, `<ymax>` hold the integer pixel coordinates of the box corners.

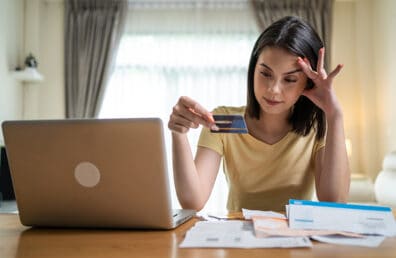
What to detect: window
<box><xmin>99</xmin><ymin>3</ymin><xmax>258</xmax><ymax>213</ymax></box>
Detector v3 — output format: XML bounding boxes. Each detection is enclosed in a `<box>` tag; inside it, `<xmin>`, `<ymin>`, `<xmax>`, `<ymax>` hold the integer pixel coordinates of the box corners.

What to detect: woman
<box><xmin>168</xmin><ymin>16</ymin><xmax>350</xmax><ymax>212</ymax></box>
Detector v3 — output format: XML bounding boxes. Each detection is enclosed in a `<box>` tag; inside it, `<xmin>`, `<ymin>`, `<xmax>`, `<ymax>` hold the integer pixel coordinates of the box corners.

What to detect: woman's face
<box><xmin>254</xmin><ymin>46</ymin><xmax>308</xmax><ymax>117</ymax></box>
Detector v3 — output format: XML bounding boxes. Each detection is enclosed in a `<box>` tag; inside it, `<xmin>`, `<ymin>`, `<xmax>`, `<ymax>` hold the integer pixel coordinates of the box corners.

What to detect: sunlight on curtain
<box><xmin>99</xmin><ymin>4</ymin><xmax>258</xmax><ymax>213</ymax></box>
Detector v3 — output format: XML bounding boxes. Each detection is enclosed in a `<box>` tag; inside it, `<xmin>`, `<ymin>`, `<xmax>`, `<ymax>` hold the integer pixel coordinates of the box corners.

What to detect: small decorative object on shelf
<box><xmin>25</xmin><ymin>53</ymin><xmax>39</xmax><ymax>68</ymax></box>
<box><xmin>374</xmin><ymin>151</ymin><xmax>396</xmax><ymax>207</ymax></box>
<box><xmin>13</xmin><ymin>67</ymin><xmax>44</xmax><ymax>82</ymax></box>
<box><xmin>12</xmin><ymin>53</ymin><xmax>44</xmax><ymax>82</ymax></box>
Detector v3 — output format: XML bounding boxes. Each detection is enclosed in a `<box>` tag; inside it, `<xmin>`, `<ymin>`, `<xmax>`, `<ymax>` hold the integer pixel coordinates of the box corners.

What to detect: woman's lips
<box><xmin>264</xmin><ymin>97</ymin><xmax>282</xmax><ymax>106</ymax></box>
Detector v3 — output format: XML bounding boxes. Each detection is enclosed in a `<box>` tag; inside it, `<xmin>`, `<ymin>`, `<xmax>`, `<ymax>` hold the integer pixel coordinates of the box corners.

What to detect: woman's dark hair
<box><xmin>246</xmin><ymin>16</ymin><xmax>325</xmax><ymax>140</ymax></box>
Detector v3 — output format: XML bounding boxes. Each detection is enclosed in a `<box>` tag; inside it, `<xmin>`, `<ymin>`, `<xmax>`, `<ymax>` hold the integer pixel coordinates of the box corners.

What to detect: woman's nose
<box><xmin>267</xmin><ymin>80</ymin><xmax>281</xmax><ymax>94</ymax></box>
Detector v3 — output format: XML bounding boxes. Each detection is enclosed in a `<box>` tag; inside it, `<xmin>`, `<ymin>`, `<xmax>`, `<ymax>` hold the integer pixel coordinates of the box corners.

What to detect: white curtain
<box><xmin>99</xmin><ymin>1</ymin><xmax>259</xmax><ymax>213</ymax></box>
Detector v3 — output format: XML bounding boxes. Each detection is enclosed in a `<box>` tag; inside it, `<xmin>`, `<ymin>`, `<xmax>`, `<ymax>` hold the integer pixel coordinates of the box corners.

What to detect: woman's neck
<box><xmin>245</xmin><ymin>111</ymin><xmax>291</xmax><ymax>145</ymax></box>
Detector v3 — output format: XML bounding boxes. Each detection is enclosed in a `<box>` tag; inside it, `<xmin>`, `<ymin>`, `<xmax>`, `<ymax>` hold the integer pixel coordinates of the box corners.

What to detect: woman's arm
<box><xmin>168</xmin><ymin>96</ymin><xmax>221</xmax><ymax>210</ymax></box>
<box><xmin>314</xmin><ymin>110</ymin><xmax>350</xmax><ymax>202</ymax></box>
<box><xmin>172</xmin><ymin>134</ymin><xmax>221</xmax><ymax>210</ymax></box>
<box><xmin>298</xmin><ymin>48</ymin><xmax>350</xmax><ymax>202</ymax></box>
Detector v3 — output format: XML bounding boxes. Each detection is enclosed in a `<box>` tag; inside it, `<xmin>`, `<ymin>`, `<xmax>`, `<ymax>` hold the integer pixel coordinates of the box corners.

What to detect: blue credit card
<box><xmin>211</xmin><ymin>115</ymin><xmax>248</xmax><ymax>134</ymax></box>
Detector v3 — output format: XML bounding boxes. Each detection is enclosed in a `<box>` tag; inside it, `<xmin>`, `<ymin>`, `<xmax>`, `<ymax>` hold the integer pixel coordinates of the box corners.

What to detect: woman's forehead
<box><xmin>257</xmin><ymin>46</ymin><xmax>300</xmax><ymax>71</ymax></box>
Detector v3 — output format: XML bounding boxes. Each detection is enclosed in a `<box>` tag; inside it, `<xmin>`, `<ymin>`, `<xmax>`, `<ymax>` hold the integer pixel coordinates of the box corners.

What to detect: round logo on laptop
<box><xmin>74</xmin><ymin>161</ymin><xmax>101</xmax><ymax>187</ymax></box>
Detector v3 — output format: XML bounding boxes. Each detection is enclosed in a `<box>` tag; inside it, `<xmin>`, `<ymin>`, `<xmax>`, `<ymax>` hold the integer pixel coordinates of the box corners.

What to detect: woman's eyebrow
<box><xmin>259</xmin><ymin>63</ymin><xmax>302</xmax><ymax>75</ymax></box>
<box><xmin>259</xmin><ymin>63</ymin><xmax>272</xmax><ymax>71</ymax></box>
<box><xmin>284</xmin><ymin>68</ymin><xmax>303</xmax><ymax>75</ymax></box>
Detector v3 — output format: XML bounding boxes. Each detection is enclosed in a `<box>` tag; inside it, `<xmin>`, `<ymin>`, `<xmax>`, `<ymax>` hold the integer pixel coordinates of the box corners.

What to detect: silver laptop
<box><xmin>2</xmin><ymin>118</ymin><xmax>195</xmax><ymax>229</ymax></box>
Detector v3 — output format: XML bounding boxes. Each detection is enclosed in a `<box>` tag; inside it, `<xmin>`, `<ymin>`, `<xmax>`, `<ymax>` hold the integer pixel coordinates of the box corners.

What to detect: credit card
<box><xmin>211</xmin><ymin>114</ymin><xmax>248</xmax><ymax>134</ymax></box>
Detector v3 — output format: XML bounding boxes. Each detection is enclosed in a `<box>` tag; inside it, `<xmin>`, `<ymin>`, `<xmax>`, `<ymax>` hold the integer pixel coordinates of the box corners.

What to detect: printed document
<box><xmin>252</xmin><ymin>215</ymin><xmax>363</xmax><ymax>238</ymax></box>
<box><xmin>242</xmin><ymin>203</ymin><xmax>393</xmax><ymax>248</ymax></box>
<box><xmin>242</xmin><ymin>208</ymin><xmax>286</xmax><ymax>220</ymax></box>
<box><xmin>179</xmin><ymin>220</ymin><xmax>312</xmax><ymax>248</ymax></box>
<box><xmin>310</xmin><ymin>235</ymin><xmax>386</xmax><ymax>248</ymax></box>
<box><xmin>288</xmin><ymin>199</ymin><xmax>396</xmax><ymax>237</ymax></box>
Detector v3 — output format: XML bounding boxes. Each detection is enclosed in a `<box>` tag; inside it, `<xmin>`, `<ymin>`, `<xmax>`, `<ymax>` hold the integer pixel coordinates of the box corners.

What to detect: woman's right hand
<box><xmin>168</xmin><ymin>96</ymin><xmax>218</xmax><ymax>134</ymax></box>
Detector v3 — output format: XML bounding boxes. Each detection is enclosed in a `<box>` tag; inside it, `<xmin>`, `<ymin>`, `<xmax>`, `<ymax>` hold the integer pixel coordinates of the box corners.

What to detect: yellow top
<box><xmin>198</xmin><ymin>106</ymin><xmax>325</xmax><ymax>212</ymax></box>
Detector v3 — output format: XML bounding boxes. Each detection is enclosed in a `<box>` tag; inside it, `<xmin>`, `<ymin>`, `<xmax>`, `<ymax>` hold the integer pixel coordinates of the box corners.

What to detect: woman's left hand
<box><xmin>297</xmin><ymin>47</ymin><xmax>343</xmax><ymax>118</ymax></box>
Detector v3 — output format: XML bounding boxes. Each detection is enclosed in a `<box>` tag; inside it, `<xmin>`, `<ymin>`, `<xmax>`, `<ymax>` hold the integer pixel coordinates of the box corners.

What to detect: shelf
<box><xmin>12</xmin><ymin>67</ymin><xmax>44</xmax><ymax>82</ymax></box>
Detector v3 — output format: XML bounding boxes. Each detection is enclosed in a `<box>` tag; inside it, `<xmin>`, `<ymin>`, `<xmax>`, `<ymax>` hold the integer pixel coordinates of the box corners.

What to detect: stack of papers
<box><xmin>180</xmin><ymin>200</ymin><xmax>396</xmax><ymax>249</ymax></box>
<box><xmin>288</xmin><ymin>199</ymin><xmax>396</xmax><ymax>236</ymax></box>
<box><xmin>252</xmin><ymin>214</ymin><xmax>363</xmax><ymax>238</ymax></box>
<box><xmin>249</xmin><ymin>200</ymin><xmax>396</xmax><ymax>247</ymax></box>
<box><xmin>179</xmin><ymin>220</ymin><xmax>312</xmax><ymax>248</ymax></box>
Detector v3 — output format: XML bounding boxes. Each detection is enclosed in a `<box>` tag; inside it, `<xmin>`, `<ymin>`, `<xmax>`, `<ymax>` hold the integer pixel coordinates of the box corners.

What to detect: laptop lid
<box><xmin>2</xmin><ymin>118</ymin><xmax>194</xmax><ymax>229</ymax></box>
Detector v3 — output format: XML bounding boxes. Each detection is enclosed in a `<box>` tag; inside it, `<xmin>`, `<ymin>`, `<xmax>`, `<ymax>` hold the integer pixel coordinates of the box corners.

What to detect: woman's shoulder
<box><xmin>212</xmin><ymin>106</ymin><xmax>246</xmax><ymax>115</ymax></box>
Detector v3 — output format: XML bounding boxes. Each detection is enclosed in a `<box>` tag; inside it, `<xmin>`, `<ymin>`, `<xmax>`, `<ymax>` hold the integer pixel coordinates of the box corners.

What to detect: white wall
<box><xmin>23</xmin><ymin>0</ymin><xmax>65</xmax><ymax>120</ymax></box>
<box><xmin>354</xmin><ymin>0</ymin><xmax>381</xmax><ymax>178</ymax></box>
<box><xmin>333</xmin><ymin>0</ymin><xmax>396</xmax><ymax>179</ymax></box>
<box><xmin>372</xmin><ymin>0</ymin><xmax>396</xmax><ymax>156</ymax></box>
<box><xmin>332</xmin><ymin>1</ymin><xmax>359</xmax><ymax>174</ymax></box>
<box><xmin>0</xmin><ymin>0</ymin><xmax>64</xmax><ymax>146</ymax></box>
<box><xmin>0</xmin><ymin>0</ymin><xmax>24</xmax><ymax>144</ymax></box>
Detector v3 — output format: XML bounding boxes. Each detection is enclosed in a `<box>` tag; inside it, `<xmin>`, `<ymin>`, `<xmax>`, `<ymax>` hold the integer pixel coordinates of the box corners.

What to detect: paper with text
<box><xmin>252</xmin><ymin>215</ymin><xmax>363</xmax><ymax>238</ymax></box>
<box><xmin>179</xmin><ymin>221</ymin><xmax>312</xmax><ymax>248</ymax></box>
<box><xmin>310</xmin><ymin>235</ymin><xmax>386</xmax><ymax>248</ymax></box>
<box><xmin>288</xmin><ymin>199</ymin><xmax>396</xmax><ymax>237</ymax></box>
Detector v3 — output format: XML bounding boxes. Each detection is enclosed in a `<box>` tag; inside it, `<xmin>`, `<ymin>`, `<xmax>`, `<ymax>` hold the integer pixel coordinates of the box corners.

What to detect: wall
<box><xmin>0</xmin><ymin>0</ymin><xmax>24</xmax><ymax>143</ymax></box>
<box><xmin>0</xmin><ymin>0</ymin><xmax>64</xmax><ymax>145</ymax></box>
<box><xmin>332</xmin><ymin>1</ymin><xmax>359</xmax><ymax>174</ymax></box>
<box><xmin>354</xmin><ymin>0</ymin><xmax>380</xmax><ymax>178</ymax></box>
<box><xmin>333</xmin><ymin>0</ymin><xmax>396</xmax><ymax>179</ymax></box>
<box><xmin>23</xmin><ymin>0</ymin><xmax>65</xmax><ymax>120</ymax></box>
<box><xmin>372</xmin><ymin>0</ymin><xmax>396</xmax><ymax>158</ymax></box>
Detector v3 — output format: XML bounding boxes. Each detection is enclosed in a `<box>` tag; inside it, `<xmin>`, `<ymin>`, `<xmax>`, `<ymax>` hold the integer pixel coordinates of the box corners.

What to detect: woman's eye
<box><xmin>260</xmin><ymin>71</ymin><xmax>272</xmax><ymax>78</ymax></box>
<box><xmin>285</xmin><ymin>78</ymin><xmax>297</xmax><ymax>83</ymax></box>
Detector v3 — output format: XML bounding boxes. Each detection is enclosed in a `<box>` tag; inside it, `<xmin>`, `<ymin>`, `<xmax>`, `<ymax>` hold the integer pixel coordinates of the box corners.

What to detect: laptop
<box><xmin>1</xmin><ymin>118</ymin><xmax>195</xmax><ymax>229</ymax></box>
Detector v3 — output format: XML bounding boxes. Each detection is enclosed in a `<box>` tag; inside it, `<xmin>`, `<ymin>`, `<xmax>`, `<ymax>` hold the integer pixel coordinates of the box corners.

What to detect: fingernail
<box><xmin>210</xmin><ymin>124</ymin><xmax>219</xmax><ymax>131</ymax></box>
<box><xmin>207</xmin><ymin>114</ymin><xmax>215</xmax><ymax>123</ymax></box>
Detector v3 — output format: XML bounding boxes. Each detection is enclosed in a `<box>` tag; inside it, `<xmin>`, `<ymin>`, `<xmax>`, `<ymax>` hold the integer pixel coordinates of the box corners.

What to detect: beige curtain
<box><xmin>250</xmin><ymin>0</ymin><xmax>333</xmax><ymax>69</ymax></box>
<box><xmin>65</xmin><ymin>0</ymin><xmax>127</xmax><ymax>118</ymax></box>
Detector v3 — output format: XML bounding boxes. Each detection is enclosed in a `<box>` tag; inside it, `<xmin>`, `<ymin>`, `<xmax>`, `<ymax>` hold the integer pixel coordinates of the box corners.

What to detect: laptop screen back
<box><xmin>2</xmin><ymin>118</ymin><xmax>175</xmax><ymax>229</ymax></box>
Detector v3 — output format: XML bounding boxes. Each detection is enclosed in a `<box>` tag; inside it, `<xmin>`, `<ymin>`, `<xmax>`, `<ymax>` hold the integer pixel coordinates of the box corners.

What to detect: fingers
<box><xmin>317</xmin><ymin>48</ymin><xmax>326</xmax><ymax>78</ymax></box>
<box><xmin>328</xmin><ymin>64</ymin><xmax>344</xmax><ymax>80</ymax></box>
<box><xmin>297</xmin><ymin>57</ymin><xmax>318</xmax><ymax>80</ymax></box>
<box><xmin>298</xmin><ymin>49</ymin><xmax>343</xmax><ymax>83</ymax></box>
<box><xmin>168</xmin><ymin>112</ymin><xmax>199</xmax><ymax>134</ymax></box>
<box><xmin>168</xmin><ymin>96</ymin><xmax>217</xmax><ymax>134</ymax></box>
<box><xmin>179</xmin><ymin>96</ymin><xmax>215</xmax><ymax>123</ymax></box>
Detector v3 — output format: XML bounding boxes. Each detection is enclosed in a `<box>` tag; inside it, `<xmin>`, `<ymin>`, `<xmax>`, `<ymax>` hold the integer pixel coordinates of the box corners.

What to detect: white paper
<box><xmin>252</xmin><ymin>215</ymin><xmax>363</xmax><ymax>238</ymax></box>
<box><xmin>179</xmin><ymin>221</ymin><xmax>312</xmax><ymax>248</ymax></box>
<box><xmin>288</xmin><ymin>200</ymin><xmax>396</xmax><ymax>237</ymax></box>
<box><xmin>311</xmin><ymin>235</ymin><xmax>386</xmax><ymax>248</ymax></box>
<box><xmin>242</xmin><ymin>208</ymin><xmax>286</xmax><ymax>220</ymax></box>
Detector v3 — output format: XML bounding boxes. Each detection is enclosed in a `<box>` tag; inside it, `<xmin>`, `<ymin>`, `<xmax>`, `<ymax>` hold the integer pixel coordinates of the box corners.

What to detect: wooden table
<box><xmin>1</xmin><ymin>213</ymin><xmax>396</xmax><ymax>258</ymax></box>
